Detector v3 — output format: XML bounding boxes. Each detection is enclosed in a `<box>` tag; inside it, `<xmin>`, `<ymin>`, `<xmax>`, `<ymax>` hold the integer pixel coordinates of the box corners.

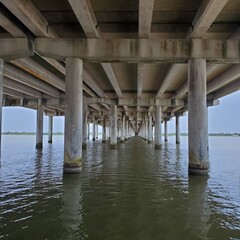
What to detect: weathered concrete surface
<box><xmin>176</xmin><ymin>116</ymin><xmax>180</xmax><ymax>145</ymax></box>
<box><xmin>48</xmin><ymin>116</ymin><xmax>53</xmax><ymax>143</ymax></box>
<box><xmin>102</xmin><ymin>115</ymin><xmax>107</xmax><ymax>143</ymax></box>
<box><xmin>155</xmin><ymin>106</ymin><xmax>162</xmax><ymax>149</ymax></box>
<box><xmin>120</xmin><ymin>116</ymin><xmax>125</xmax><ymax>143</ymax></box>
<box><xmin>36</xmin><ymin>102</ymin><xmax>43</xmax><ymax>148</ymax></box>
<box><xmin>188</xmin><ymin>59</ymin><xmax>209</xmax><ymax>175</ymax></box>
<box><xmin>82</xmin><ymin>103</ymin><xmax>88</xmax><ymax>148</ymax></box>
<box><xmin>64</xmin><ymin>58</ymin><xmax>83</xmax><ymax>173</ymax></box>
<box><xmin>164</xmin><ymin>120</ymin><xmax>168</xmax><ymax>142</ymax></box>
<box><xmin>148</xmin><ymin>115</ymin><xmax>152</xmax><ymax>143</ymax></box>
<box><xmin>110</xmin><ymin>105</ymin><xmax>117</xmax><ymax>148</ymax></box>
<box><xmin>0</xmin><ymin>38</ymin><xmax>33</xmax><ymax>61</ymax></box>
<box><xmin>35</xmin><ymin>38</ymin><xmax>240</xmax><ymax>63</ymax></box>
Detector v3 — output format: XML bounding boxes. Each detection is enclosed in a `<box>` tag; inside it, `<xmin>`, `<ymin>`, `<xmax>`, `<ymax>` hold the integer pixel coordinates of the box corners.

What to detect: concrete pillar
<box><xmin>82</xmin><ymin>103</ymin><xmax>88</xmax><ymax>148</ymax></box>
<box><xmin>110</xmin><ymin>105</ymin><xmax>117</xmax><ymax>148</ymax></box>
<box><xmin>0</xmin><ymin>59</ymin><xmax>3</xmax><ymax>150</ymax></box>
<box><xmin>36</xmin><ymin>101</ymin><xmax>43</xmax><ymax>149</ymax></box>
<box><xmin>145</xmin><ymin>117</ymin><xmax>148</xmax><ymax>141</ymax></box>
<box><xmin>64</xmin><ymin>58</ymin><xmax>83</xmax><ymax>173</ymax></box>
<box><xmin>176</xmin><ymin>116</ymin><xmax>180</xmax><ymax>144</ymax></box>
<box><xmin>188</xmin><ymin>59</ymin><xmax>208</xmax><ymax>175</ymax></box>
<box><xmin>87</xmin><ymin>122</ymin><xmax>90</xmax><ymax>140</ymax></box>
<box><xmin>155</xmin><ymin>106</ymin><xmax>162</xmax><ymax>149</ymax></box>
<box><xmin>164</xmin><ymin>120</ymin><xmax>168</xmax><ymax>142</ymax></box>
<box><xmin>102</xmin><ymin>115</ymin><xmax>107</xmax><ymax>143</ymax></box>
<box><xmin>121</xmin><ymin>116</ymin><xmax>125</xmax><ymax>143</ymax></box>
<box><xmin>96</xmin><ymin>120</ymin><xmax>98</xmax><ymax>139</ymax></box>
<box><xmin>48</xmin><ymin>116</ymin><xmax>53</xmax><ymax>143</ymax></box>
<box><xmin>148</xmin><ymin>114</ymin><xmax>152</xmax><ymax>143</ymax></box>
<box><xmin>92</xmin><ymin>117</ymin><xmax>96</xmax><ymax>141</ymax></box>
<box><xmin>125</xmin><ymin>119</ymin><xmax>128</xmax><ymax>140</ymax></box>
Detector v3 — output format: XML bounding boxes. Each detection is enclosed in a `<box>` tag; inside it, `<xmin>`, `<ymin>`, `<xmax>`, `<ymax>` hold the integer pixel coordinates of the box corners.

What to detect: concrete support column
<box><xmin>188</xmin><ymin>59</ymin><xmax>208</xmax><ymax>175</ymax></box>
<box><xmin>125</xmin><ymin>119</ymin><xmax>128</xmax><ymax>140</ymax></box>
<box><xmin>148</xmin><ymin>114</ymin><xmax>152</xmax><ymax>143</ymax></box>
<box><xmin>176</xmin><ymin>116</ymin><xmax>180</xmax><ymax>145</ymax></box>
<box><xmin>121</xmin><ymin>116</ymin><xmax>125</xmax><ymax>143</ymax></box>
<box><xmin>96</xmin><ymin>120</ymin><xmax>98</xmax><ymax>139</ymax></box>
<box><xmin>102</xmin><ymin>115</ymin><xmax>107</xmax><ymax>143</ymax></box>
<box><xmin>145</xmin><ymin>117</ymin><xmax>148</xmax><ymax>141</ymax></box>
<box><xmin>155</xmin><ymin>106</ymin><xmax>162</xmax><ymax>149</ymax></box>
<box><xmin>36</xmin><ymin>101</ymin><xmax>43</xmax><ymax>149</ymax></box>
<box><xmin>110</xmin><ymin>105</ymin><xmax>117</xmax><ymax>148</ymax></box>
<box><xmin>0</xmin><ymin>59</ymin><xmax>3</xmax><ymax>150</ymax></box>
<box><xmin>92</xmin><ymin>117</ymin><xmax>96</xmax><ymax>141</ymax></box>
<box><xmin>164</xmin><ymin>120</ymin><xmax>168</xmax><ymax>142</ymax></box>
<box><xmin>64</xmin><ymin>58</ymin><xmax>83</xmax><ymax>173</ymax></box>
<box><xmin>48</xmin><ymin>116</ymin><xmax>53</xmax><ymax>143</ymax></box>
<box><xmin>87</xmin><ymin>122</ymin><xmax>90</xmax><ymax>140</ymax></box>
<box><xmin>82</xmin><ymin>103</ymin><xmax>88</xmax><ymax>148</ymax></box>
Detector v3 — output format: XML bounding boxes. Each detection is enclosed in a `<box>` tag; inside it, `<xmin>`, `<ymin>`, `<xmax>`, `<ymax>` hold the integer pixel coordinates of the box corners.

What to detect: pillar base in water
<box><xmin>82</xmin><ymin>144</ymin><xmax>87</xmax><ymax>149</ymax></box>
<box><xmin>36</xmin><ymin>143</ymin><xmax>43</xmax><ymax>148</ymax></box>
<box><xmin>155</xmin><ymin>144</ymin><xmax>162</xmax><ymax>149</ymax></box>
<box><xmin>188</xmin><ymin>164</ymin><xmax>209</xmax><ymax>176</ymax></box>
<box><xmin>64</xmin><ymin>162</ymin><xmax>82</xmax><ymax>174</ymax></box>
<box><xmin>148</xmin><ymin>140</ymin><xmax>152</xmax><ymax>144</ymax></box>
<box><xmin>120</xmin><ymin>140</ymin><xmax>125</xmax><ymax>143</ymax></box>
<box><xmin>110</xmin><ymin>144</ymin><xmax>117</xmax><ymax>149</ymax></box>
<box><xmin>176</xmin><ymin>141</ymin><xmax>180</xmax><ymax>145</ymax></box>
<box><xmin>102</xmin><ymin>140</ymin><xmax>106</xmax><ymax>143</ymax></box>
<box><xmin>48</xmin><ymin>140</ymin><xmax>52</xmax><ymax>144</ymax></box>
<box><xmin>164</xmin><ymin>139</ymin><xmax>168</xmax><ymax>142</ymax></box>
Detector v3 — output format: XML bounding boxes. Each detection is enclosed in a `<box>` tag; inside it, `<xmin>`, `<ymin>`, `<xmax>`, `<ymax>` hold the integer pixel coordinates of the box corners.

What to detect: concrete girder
<box><xmin>211</xmin><ymin>80</ymin><xmax>240</xmax><ymax>99</ymax></box>
<box><xmin>138</xmin><ymin>0</ymin><xmax>154</xmax><ymax>38</ymax></box>
<box><xmin>207</xmin><ymin>65</ymin><xmax>240</xmax><ymax>94</ymax></box>
<box><xmin>3</xmin><ymin>87</ymin><xmax>25</xmax><ymax>99</ymax></box>
<box><xmin>0</xmin><ymin>38</ymin><xmax>33</xmax><ymax>61</ymax></box>
<box><xmin>0</xmin><ymin>8</ymin><xmax>26</xmax><ymax>37</ymax></box>
<box><xmin>11</xmin><ymin>58</ymin><xmax>65</xmax><ymax>91</ymax></box>
<box><xmin>68</xmin><ymin>0</ymin><xmax>100</xmax><ymax>38</ymax></box>
<box><xmin>4</xmin><ymin>64</ymin><xmax>60</xmax><ymax>97</ymax></box>
<box><xmin>35</xmin><ymin>38</ymin><xmax>240</xmax><ymax>63</ymax></box>
<box><xmin>186</xmin><ymin>0</ymin><xmax>229</xmax><ymax>39</ymax></box>
<box><xmin>1</xmin><ymin>0</ymin><xmax>58</xmax><ymax>38</ymax></box>
<box><xmin>101</xmin><ymin>63</ymin><xmax>123</xmax><ymax>98</ymax></box>
<box><xmin>155</xmin><ymin>64</ymin><xmax>183</xmax><ymax>98</ymax></box>
<box><xmin>3</xmin><ymin>77</ymin><xmax>42</xmax><ymax>98</ymax></box>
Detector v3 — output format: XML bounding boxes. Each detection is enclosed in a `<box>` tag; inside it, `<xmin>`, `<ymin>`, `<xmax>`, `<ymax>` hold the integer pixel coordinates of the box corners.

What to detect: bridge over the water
<box><xmin>0</xmin><ymin>0</ymin><xmax>239</xmax><ymax>175</ymax></box>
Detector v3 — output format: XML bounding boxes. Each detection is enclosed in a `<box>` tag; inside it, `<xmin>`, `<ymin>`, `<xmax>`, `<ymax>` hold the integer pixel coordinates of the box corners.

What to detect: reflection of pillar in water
<box><xmin>61</xmin><ymin>175</ymin><xmax>83</xmax><ymax>239</ymax></box>
<box><xmin>186</xmin><ymin>177</ymin><xmax>211</xmax><ymax>239</ymax></box>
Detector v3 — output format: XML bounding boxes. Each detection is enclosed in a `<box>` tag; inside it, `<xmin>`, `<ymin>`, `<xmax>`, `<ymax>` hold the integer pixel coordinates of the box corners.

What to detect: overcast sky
<box><xmin>2</xmin><ymin>91</ymin><xmax>240</xmax><ymax>133</ymax></box>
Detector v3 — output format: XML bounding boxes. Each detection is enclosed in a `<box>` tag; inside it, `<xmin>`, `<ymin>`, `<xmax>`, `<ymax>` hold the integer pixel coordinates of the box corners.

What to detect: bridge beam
<box><xmin>36</xmin><ymin>38</ymin><xmax>240</xmax><ymax>63</ymax></box>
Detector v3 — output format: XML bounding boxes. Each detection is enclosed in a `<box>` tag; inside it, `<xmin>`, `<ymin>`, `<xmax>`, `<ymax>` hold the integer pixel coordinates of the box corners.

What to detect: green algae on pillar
<box><xmin>64</xmin><ymin>58</ymin><xmax>83</xmax><ymax>173</ymax></box>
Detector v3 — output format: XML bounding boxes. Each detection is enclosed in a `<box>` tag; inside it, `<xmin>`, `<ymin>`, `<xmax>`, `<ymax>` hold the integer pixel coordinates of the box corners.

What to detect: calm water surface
<box><xmin>0</xmin><ymin>135</ymin><xmax>239</xmax><ymax>240</ymax></box>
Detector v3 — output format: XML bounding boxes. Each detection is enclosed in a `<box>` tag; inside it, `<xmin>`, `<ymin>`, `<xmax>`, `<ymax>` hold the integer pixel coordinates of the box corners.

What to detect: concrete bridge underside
<box><xmin>0</xmin><ymin>0</ymin><xmax>240</xmax><ymax>175</ymax></box>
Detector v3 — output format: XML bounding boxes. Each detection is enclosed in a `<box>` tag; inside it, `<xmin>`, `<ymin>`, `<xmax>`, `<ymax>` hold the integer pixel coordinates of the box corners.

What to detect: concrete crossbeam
<box><xmin>35</xmin><ymin>38</ymin><xmax>240</xmax><ymax>63</ymax></box>
<box><xmin>0</xmin><ymin>38</ymin><xmax>33</xmax><ymax>61</ymax></box>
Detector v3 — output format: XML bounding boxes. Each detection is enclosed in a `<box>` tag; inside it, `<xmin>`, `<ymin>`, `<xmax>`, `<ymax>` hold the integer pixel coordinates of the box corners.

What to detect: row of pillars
<box><xmin>138</xmin><ymin>113</ymin><xmax>181</xmax><ymax>146</ymax></box>
<box><xmin>0</xmin><ymin>58</ymin><xmax>209</xmax><ymax>175</ymax></box>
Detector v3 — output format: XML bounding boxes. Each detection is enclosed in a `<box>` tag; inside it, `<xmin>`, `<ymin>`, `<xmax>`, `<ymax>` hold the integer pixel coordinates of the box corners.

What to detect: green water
<box><xmin>0</xmin><ymin>136</ymin><xmax>239</xmax><ymax>239</ymax></box>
